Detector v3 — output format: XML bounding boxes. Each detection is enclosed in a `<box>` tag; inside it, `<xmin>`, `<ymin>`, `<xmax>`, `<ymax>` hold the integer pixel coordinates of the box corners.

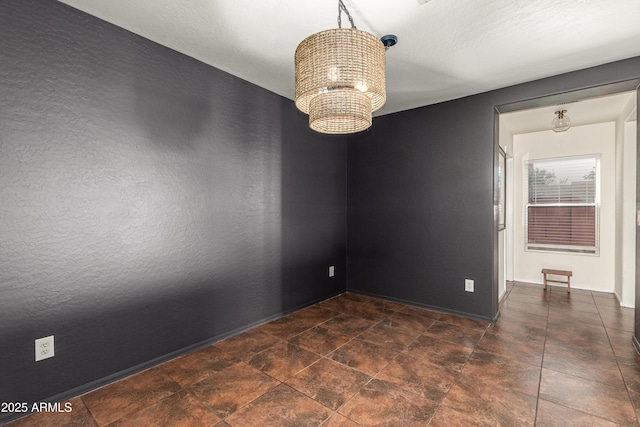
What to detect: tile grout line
<box><xmin>419</xmin><ymin>314</ymin><xmax>490</xmax><ymax>425</ymax></box>
<box><xmin>532</xmin><ymin>284</ymin><xmax>551</xmax><ymax>427</ymax></box>
<box><xmin>318</xmin><ymin>299</ymin><xmax>389</xmax><ymax>426</ymax></box>
<box><xmin>259</xmin><ymin>297</ymin><xmax>407</xmax><ymax>426</ymax></box>
<box><xmin>596</xmin><ymin>292</ymin><xmax>640</xmax><ymax>425</ymax></box>
<box><xmin>523</xmin><ymin>286</ymin><xmax>637</xmax><ymax>426</ymax></box>
<box><xmin>315</xmin><ymin>298</ymin><xmax>448</xmax><ymax>426</ymax></box>
<box><xmin>184</xmin><ymin>311</ymin><xmax>342</xmax><ymax>425</ymax></box>
<box><xmin>306</xmin><ymin>298</ymin><xmax>426</xmax><ymax>427</ymax></box>
<box><xmin>79</xmin><ymin>397</ymin><xmax>102</xmax><ymax>427</ymax></box>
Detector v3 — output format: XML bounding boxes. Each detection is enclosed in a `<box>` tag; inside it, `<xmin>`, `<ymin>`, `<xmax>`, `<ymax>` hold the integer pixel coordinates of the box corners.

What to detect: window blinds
<box><xmin>525</xmin><ymin>155</ymin><xmax>599</xmax><ymax>254</ymax></box>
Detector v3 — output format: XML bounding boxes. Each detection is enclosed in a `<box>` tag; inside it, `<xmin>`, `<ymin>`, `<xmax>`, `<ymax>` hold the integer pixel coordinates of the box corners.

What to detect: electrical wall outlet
<box><xmin>35</xmin><ymin>335</ymin><xmax>54</xmax><ymax>361</ymax></box>
<box><xmin>465</xmin><ymin>279</ymin><xmax>474</xmax><ymax>292</ymax></box>
<box><xmin>329</xmin><ymin>266</ymin><xmax>335</xmax><ymax>277</ymax></box>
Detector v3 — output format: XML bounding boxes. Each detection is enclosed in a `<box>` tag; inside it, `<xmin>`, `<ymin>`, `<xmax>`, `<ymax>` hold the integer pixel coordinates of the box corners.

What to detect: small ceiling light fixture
<box><xmin>295</xmin><ymin>0</ymin><xmax>388</xmax><ymax>134</ymax></box>
<box><xmin>551</xmin><ymin>109</ymin><xmax>571</xmax><ymax>132</ymax></box>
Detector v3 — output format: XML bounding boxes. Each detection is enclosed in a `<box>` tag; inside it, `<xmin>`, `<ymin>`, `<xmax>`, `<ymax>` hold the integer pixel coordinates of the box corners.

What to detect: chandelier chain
<box><xmin>337</xmin><ymin>0</ymin><xmax>357</xmax><ymax>29</ymax></box>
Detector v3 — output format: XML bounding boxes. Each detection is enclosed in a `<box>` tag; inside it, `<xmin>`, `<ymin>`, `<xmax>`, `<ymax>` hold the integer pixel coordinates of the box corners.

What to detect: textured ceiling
<box><xmin>57</xmin><ymin>0</ymin><xmax>640</xmax><ymax>116</ymax></box>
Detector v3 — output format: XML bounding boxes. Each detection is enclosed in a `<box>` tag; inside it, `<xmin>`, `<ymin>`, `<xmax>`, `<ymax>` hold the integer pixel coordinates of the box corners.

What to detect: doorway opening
<box><xmin>493</xmin><ymin>80</ymin><xmax>639</xmax><ymax>318</ymax></box>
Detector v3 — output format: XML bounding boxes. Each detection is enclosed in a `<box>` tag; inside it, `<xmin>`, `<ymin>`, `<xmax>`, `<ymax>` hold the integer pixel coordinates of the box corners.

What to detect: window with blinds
<box><xmin>525</xmin><ymin>155</ymin><xmax>600</xmax><ymax>255</ymax></box>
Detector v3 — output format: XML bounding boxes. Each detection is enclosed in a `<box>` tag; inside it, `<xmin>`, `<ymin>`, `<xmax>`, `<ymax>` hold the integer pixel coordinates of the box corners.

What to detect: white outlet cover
<box><xmin>465</xmin><ymin>279</ymin><xmax>474</xmax><ymax>292</ymax></box>
<box><xmin>35</xmin><ymin>335</ymin><xmax>54</xmax><ymax>361</ymax></box>
<box><xmin>329</xmin><ymin>266</ymin><xmax>335</xmax><ymax>277</ymax></box>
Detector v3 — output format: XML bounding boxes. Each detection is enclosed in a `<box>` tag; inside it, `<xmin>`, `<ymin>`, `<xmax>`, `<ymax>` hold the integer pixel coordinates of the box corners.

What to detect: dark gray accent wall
<box><xmin>0</xmin><ymin>0</ymin><xmax>346</xmax><ymax>415</ymax></box>
<box><xmin>347</xmin><ymin>56</ymin><xmax>640</xmax><ymax>320</ymax></box>
<box><xmin>347</xmin><ymin>100</ymin><xmax>494</xmax><ymax>318</ymax></box>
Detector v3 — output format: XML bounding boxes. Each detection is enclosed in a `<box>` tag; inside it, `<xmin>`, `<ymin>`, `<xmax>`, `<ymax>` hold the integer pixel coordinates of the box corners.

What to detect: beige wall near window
<box><xmin>512</xmin><ymin>122</ymin><xmax>615</xmax><ymax>292</ymax></box>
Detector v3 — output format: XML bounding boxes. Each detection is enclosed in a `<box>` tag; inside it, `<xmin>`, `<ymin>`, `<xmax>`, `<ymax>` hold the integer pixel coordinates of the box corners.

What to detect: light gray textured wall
<box><xmin>0</xmin><ymin>0</ymin><xmax>346</xmax><ymax>414</ymax></box>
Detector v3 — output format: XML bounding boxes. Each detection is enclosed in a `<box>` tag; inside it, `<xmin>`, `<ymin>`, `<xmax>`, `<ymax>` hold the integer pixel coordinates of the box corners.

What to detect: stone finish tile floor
<box><xmin>6</xmin><ymin>282</ymin><xmax>640</xmax><ymax>426</ymax></box>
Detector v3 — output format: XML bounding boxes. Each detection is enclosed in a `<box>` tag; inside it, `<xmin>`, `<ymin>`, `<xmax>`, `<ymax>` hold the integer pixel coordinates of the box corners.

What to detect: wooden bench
<box><xmin>542</xmin><ymin>268</ymin><xmax>572</xmax><ymax>293</ymax></box>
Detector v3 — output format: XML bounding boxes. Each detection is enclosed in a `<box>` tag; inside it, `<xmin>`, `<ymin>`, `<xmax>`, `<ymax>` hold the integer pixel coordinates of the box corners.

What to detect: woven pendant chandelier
<box><xmin>295</xmin><ymin>0</ymin><xmax>386</xmax><ymax>134</ymax></box>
